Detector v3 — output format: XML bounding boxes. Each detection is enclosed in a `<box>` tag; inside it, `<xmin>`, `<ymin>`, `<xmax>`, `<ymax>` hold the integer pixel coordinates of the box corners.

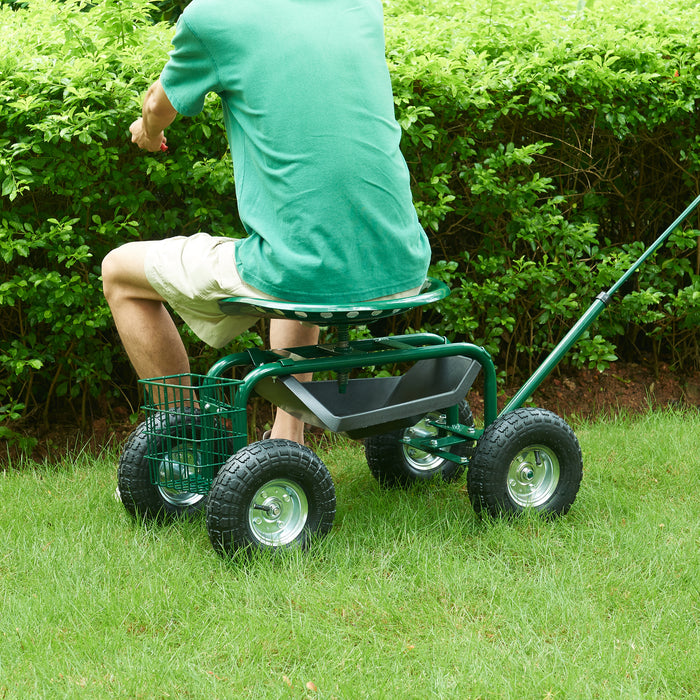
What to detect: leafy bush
<box><xmin>2</xmin><ymin>0</ymin><xmax>700</xmax><ymax>437</ymax></box>
<box><xmin>384</xmin><ymin>0</ymin><xmax>700</xmax><ymax>377</ymax></box>
<box><xmin>0</xmin><ymin>0</ymin><xmax>243</xmax><ymax>436</ymax></box>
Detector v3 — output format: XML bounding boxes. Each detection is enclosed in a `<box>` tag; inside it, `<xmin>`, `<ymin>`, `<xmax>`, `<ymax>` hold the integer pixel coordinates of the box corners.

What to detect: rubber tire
<box><xmin>364</xmin><ymin>400</ymin><xmax>476</xmax><ymax>488</ymax></box>
<box><xmin>206</xmin><ymin>439</ymin><xmax>336</xmax><ymax>557</ymax></box>
<box><xmin>467</xmin><ymin>407</ymin><xmax>583</xmax><ymax>518</ymax></box>
<box><xmin>117</xmin><ymin>412</ymin><xmax>213</xmax><ymax>521</ymax></box>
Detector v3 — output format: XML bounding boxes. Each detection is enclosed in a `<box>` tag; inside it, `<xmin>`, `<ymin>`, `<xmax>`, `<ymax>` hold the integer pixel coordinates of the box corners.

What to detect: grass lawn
<box><xmin>1</xmin><ymin>409</ymin><xmax>698</xmax><ymax>699</ymax></box>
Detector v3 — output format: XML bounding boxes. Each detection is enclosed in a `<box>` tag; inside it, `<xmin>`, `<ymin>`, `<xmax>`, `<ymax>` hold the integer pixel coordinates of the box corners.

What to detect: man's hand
<box><xmin>130</xmin><ymin>79</ymin><xmax>177</xmax><ymax>153</ymax></box>
<box><xmin>130</xmin><ymin>118</ymin><xmax>167</xmax><ymax>152</ymax></box>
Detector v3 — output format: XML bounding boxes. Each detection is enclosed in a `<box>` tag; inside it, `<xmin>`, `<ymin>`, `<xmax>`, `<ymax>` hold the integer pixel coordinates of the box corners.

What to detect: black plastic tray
<box><xmin>254</xmin><ymin>356</ymin><xmax>481</xmax><ymax>438</ymax></box>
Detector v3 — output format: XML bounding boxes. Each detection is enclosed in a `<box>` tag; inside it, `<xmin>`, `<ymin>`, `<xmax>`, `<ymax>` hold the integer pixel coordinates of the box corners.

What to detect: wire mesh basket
<box><xmin>139</xmin><ymin>374</ymin><xmax>245</xmax><ymax>494</ymax></box>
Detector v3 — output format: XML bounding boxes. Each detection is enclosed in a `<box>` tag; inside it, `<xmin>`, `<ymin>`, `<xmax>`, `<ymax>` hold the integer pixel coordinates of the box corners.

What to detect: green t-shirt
<box><xmin>160</xmin><ymin>0</ymin><xmax>430</xmax><ymax>303</ymax></box>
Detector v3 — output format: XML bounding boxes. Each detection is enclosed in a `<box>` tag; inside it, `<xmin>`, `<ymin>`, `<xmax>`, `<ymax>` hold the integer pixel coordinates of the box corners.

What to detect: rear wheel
<box><xmin>467</xmin><ymin>407</ymin><xmax>582</xmax><ymax>517</ymax></box>
<box><xmin>117</xmin><ymin>412</ymin><xmax>213</xmax><ymax>521</ymax></box>
<box><xmin>364</xmin><ymin>400</ymin><xmax>476</xmax><ymax>488</ymax></box>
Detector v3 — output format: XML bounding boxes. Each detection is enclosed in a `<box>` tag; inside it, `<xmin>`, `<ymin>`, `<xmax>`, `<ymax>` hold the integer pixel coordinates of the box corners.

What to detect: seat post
<box><xmin>336</xmin><ymin>324</ymin><xmax>350</xmax><ymax>350</ymax></box>
<box><xmin>335</xmin><ymin>325</ymin><xmax>352</xmax><ymax>393</ymax></box>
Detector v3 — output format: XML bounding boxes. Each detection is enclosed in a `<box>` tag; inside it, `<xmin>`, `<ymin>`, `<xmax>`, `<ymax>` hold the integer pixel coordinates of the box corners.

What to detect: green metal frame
<box><xmin>143</xmin><ymin>192</ymin><xmax>700</xmax><ymax>494</ymax></box>
<box><xmin>205</xmin><ymin>332</ymin><xmax>498</xmax><ymax>461</ymax></box>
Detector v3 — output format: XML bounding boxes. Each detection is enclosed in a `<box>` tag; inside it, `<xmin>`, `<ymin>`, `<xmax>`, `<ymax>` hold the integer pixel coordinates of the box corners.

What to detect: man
<box><xmin>102</xmin><ymin>0</ymin><xmax>431</xmax><ymax>444</ymax></box>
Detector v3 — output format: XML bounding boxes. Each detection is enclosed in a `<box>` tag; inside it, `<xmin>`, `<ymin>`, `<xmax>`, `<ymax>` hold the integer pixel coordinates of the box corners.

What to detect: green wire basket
<box><xmin>139</xmin><ymin>374</ymin><xmax>245</xmax><ymax>494</ymax></box>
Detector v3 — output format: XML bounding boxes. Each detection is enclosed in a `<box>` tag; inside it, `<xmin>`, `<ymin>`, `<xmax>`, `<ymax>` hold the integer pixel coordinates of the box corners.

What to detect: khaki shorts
<box><xmin>144</xmin><ymin>232</ymin><xmax>421</xmax><ymax>348</ymax></box>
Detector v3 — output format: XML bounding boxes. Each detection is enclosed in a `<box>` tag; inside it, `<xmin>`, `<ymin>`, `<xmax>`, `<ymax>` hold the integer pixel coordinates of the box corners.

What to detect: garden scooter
<box><xmin>116</xmin><ymin>194</ymin><xmax>700</xmax><ymax>558</ymax></box>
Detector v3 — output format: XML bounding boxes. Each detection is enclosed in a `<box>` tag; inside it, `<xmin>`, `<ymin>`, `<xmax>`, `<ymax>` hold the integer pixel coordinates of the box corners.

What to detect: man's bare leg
<box><xmin>103</xmin><ymin>244</ymin><xmax>318</xmax><ymax>442</ymax></box>
<box><xmin>102</xmin><ymin>241</ymin><xmax>189</xmax><ymax>381</ymax></box>
<box><xmin>269</xmin><ymin>319</ymin><xmax>320</xmax><ymax>444</ymax></box>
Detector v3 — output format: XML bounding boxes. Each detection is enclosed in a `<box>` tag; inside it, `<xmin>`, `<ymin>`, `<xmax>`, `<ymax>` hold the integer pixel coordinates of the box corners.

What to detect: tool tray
<box><xmin>253</xmin><ymin>356</ymin><xmax>481</xmax><ymax>438</ymax></box>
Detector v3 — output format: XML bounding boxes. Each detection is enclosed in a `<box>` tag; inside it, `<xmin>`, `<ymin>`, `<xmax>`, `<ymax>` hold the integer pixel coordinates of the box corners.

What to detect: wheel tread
<box><xmin>467</xmin><ymin>408</ymin><xmax>583</xmax><ymax>517</ymax></box>
<box><xmin>207</xmin><ymin>439</ymin><xmax>336</xmax><ymax>556</ymax></box>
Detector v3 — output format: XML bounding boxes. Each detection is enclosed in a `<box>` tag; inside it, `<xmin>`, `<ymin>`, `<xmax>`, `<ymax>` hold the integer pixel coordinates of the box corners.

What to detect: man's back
<box><xmin>161</xmin><ymin>0</ymin><xmax>430</xmax><ymax>302</ymax></box>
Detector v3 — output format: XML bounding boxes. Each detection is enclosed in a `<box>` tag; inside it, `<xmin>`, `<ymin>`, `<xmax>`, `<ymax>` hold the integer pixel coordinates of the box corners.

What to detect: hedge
<box><xmin>2</xmin><ymin>0</ymin><xmax>700</xmax><ymax>442</ymax></box>
<box><xmin>384</xmin><ymin>0</ymin><xmax>700</xmax><ymax>376</ymax></box>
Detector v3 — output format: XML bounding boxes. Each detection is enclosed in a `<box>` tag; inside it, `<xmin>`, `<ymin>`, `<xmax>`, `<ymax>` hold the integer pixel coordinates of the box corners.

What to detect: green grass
<box><xmin>1</xmin><ymin>410</ymin><xmax>699</xmax><ymax>699</ymax></box>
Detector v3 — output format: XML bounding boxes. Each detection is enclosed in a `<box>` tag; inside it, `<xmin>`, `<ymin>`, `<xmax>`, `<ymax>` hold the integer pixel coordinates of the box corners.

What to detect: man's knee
<box><xmin>101</xmin><ymin>242</ymin><xmax>157</xmax><ymax>304</ymax></box>
<box><xmin>101</xmin><ymin>248</ymin><xmax>121</xmax><ymax>302</ymax></box>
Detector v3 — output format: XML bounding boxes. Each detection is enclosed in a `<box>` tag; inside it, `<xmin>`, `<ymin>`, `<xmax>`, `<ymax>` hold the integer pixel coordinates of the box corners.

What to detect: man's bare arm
<box><xmin>129</xmin><ymin>80</ymin><xmax>178</xmax><ymax>152</ymax></box>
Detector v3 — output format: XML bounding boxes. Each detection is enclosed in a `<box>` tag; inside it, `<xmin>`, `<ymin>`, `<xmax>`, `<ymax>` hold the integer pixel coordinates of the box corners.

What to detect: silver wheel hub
<box><xmin>402</xmin><ymin>413</ymin><xmax>447</xmax><ymax>471</ymax></box>
<box><xmin>156</xmin><ymin>447</ymin><xmax>205</xmax><ymax>508</ymax></box>
<box><xmin>248</xmin><ymin>479</ymin><xmax>308</xmax><ymax>546</ymax></box>
<box><xmin>507</xmin><ymin>445</ymin><xmax>560</xmax><ymax>508</ymax></box>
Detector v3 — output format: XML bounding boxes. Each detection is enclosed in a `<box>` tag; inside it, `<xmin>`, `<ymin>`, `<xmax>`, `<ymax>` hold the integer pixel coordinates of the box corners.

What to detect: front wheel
<box><xmin>206</xmin><ymin>439</ymin><xmax>336</xmax><ymax>557</ymax></box>
<box><xmin>467</xmin><ymin>407</ymin><xmax>582</xmax><ymax>518</ymax></box>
